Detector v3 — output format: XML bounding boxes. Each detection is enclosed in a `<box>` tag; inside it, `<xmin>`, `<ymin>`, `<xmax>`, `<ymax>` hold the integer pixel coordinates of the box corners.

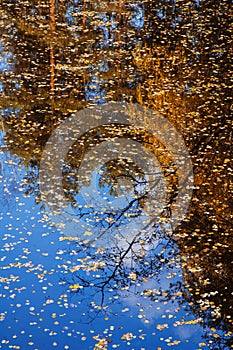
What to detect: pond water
<box><xmin>0</xmin><ymin>1</ymin><xmax>232</xmax><ymax>349</ymax></box>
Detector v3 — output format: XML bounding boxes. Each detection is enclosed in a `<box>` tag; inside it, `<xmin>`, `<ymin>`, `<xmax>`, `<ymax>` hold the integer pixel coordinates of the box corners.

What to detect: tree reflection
<box><xmin>0</xmin><ymin>0</ymin><xmax>232</xmax><ymax>348</ymax></box>
<box><xmin>176</xmin><ymin>208</ymin><xmax>233</xmax><ymax>348</ymax></box>
<box><xmin>58</xmin><ymin>230</ymin><xmax>182</xmax><ymax>320</ymax></box>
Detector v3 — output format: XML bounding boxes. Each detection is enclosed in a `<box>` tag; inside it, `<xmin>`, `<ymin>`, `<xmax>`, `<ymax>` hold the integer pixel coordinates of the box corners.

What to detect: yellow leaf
<box><xmin>84</xmin><ymin>231</ymin><xmax>92</xmax><ymax>236</ymax></box>
<box><xmin>69</xmin><ymin>283</ymin><xmax>83</xmax><ymax>290</ymax></box>
<box><xmin>129</xmin><ymin>272</ymin><xmax>137</xmax><ymax>281</ymax></box>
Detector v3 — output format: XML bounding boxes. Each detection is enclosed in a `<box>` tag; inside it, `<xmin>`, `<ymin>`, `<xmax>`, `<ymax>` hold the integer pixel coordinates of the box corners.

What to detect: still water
<box><xmin>0</xmin><ymin>1</ymin><xmax>232</xmax><ymax>349</ymax></box>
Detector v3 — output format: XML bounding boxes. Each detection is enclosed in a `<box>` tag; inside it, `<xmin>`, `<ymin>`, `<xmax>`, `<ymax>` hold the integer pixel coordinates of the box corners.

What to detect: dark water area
<box><xmin>0</xmin><ymin>1</ymin><xmax>232</xmax><ymax>349</ymax></box>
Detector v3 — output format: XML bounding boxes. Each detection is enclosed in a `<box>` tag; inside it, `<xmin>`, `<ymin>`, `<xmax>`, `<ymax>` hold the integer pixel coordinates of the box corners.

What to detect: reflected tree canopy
<box><xmin>0</xmin><ymin>0</ymin><xmax>232</xmax><ymax>349</ymax></box>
